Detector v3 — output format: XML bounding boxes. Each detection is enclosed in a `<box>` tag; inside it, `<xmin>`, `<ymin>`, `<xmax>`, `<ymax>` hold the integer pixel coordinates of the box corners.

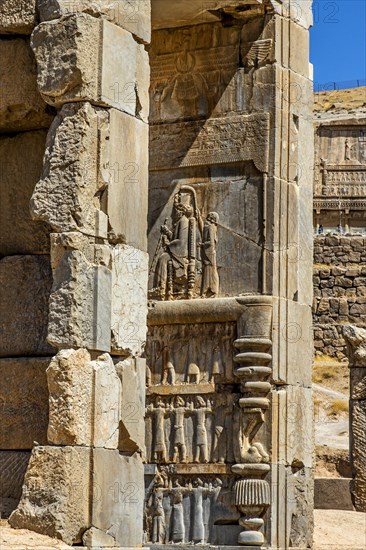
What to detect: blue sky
<box><xmin>310</xmin><ymin>0</ymin><xmax>366</xmax><ymax>85</ymax></box>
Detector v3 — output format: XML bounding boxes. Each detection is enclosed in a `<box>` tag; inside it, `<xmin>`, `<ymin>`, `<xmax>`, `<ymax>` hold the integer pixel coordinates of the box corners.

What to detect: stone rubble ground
<box><xmin>2</xmin><ymin>513</ymin><xmax>366</xmax><ymax>550</ymax></box>
<box><xmin>0</xmin><ymin>520</ymin><xmax>72</xmax><ymax>549</ymax></box>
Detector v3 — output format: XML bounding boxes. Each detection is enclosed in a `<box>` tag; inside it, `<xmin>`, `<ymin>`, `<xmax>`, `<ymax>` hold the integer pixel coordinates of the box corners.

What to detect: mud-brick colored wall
<box><xmin>313</xmin><ymin>235</ymin><xmax>366</xmax><ymax>360</ymax></box>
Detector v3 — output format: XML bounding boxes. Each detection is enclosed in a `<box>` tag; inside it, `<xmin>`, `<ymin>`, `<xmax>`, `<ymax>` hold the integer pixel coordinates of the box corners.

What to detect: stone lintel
<box><xmin>148</xmin><ymin>295</ymin><xmax>273</xmax><ymax>326</ymax></box>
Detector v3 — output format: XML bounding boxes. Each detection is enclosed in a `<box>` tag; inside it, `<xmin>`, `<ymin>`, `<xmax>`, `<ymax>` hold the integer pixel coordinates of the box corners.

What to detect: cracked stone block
<box><xmin>31</xmin><ymin>14</ymin><xmax>149</xmax><ymax>120</ymax></box>
<box><xmin>111</xmin><ymin>244</ymin><xmax>148</xmax><ymax>356</ymax></box>
<box><xmin>0</xmin><ymin>358</ymin><xmax>49</xmax><ymax>450</ymax></box>
<box><xmin>271</xmin><ymin>464</ymin><xmax>314</xmax><ymax>549</ymax></box>
<box><xmin>91</xmin><ymin>449</ymin><xmax>144</xmax><ymax>548</ymax></box>
<box><xmin>9</xmin><ymin>446</ymin><xmax>91</xmax><ymax>545</ymax></box>
<box><xmin>0</xmin><ymin>0</ymin><xmax>38</xmax><ymax>35</ymax></box>
<box><xmin>0</xmin><ymin>130</ymin><xmax>50</xmax><ymax>255</ymax></box>
<box><xmin>49</xmin><ymin>233</ymin><xmax>112</xmax><ymax>352</ymax></box>
<box><xmin>0</xmin><ymin>38</ymin><xmax>54</xmax><ymax>132</ymax></box>
<box><xmin>272</xmin><ymin>385</ymin><xmax>313</xmax><ymax>468</ymax></box>
<box><xmin>0</xmin><ymin>256</ymin><xmax>55</xmax><ymax>357</ymax></box>
<box><xmin>0</xmin><ymin>451</ymin><xmax>30</xmax><ymax>518</ymax></box>
<box><xmin>30</xmin><ymin>102</ymin><xmax>108</xmax><ymax>237</ymax></box>
<box><xmin>101</xmin><ymin>109</ymin><xmax>148</xmax><ymax>250</ymax></box>
<box><xmin>38</xmin><ymin>0</ymin><xmax>151</xmax><ymax>44</ymax></box>
<box><xmin>47</xmin><ymin>349</ymin><xmax>120</xmax><ymax>449</ymax></box>
<box><xmin>115</xmin><ymin>357</ymin><xmax>146</xmax><ymax>455</ymax></box>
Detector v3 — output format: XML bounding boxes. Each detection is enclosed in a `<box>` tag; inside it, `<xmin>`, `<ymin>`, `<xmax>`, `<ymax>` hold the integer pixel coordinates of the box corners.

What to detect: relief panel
<box><xmin>148</xmin><ymin>167</ymin><xmax>264</xmax><ymax>299</ymax></box>
<box><xmin>144</xmin><ymin>469</ymin><xmax>241</xmax><ymax>545</ymax></box>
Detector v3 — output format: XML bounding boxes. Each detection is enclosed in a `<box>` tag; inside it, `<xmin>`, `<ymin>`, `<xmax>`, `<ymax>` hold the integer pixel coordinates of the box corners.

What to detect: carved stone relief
<box><xmin>145</xmin><ymin>394</ymin><xmax>235</xmax><ymax>465</ymax></box>
<box><xmin>149</xmin><ymin>186</ymin><xmax>220</xmax><ymax>301</ymax></box>
<box><xmin>145</xmin><ymin>322</ymin><xmax>236</xmax><ymax>386</ymax></box>
<box><xmin>144</xmin><ymin>469</ymin><xmax>240</xmax><ymax>545</ymax></box>
<box><xmin>149</xmin><ymin>23</ymin><xmax>242</xmax><ymax>123</ymax></box>
<box><xmin>149</xmin><ymin>167</ymin><xmax>264</xmax><ymax>298</ymax></box>
<box><xmin>150</xmin><ymin>114</ymin><xmax>270</xmax><ymax>173</ymax></box>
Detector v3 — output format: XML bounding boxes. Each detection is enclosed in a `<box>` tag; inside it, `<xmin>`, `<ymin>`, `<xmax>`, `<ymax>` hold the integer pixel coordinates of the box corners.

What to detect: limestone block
<box><xmin>0</xmin><ymin>451</ymin><xmax>30</xmax><ymax>518</ymax></box>
<box><xmin>115</xmin><ymin>357</ymin><xmax>146</xmax><ymax>455</ymax></box>
<box><xmin>38</xmin><ymin>0</ymin><xmax>151</xmax><ymax>44</ymax></box>
<box><xmin>314</xmin><ymin>478</ymin><xmax>354</xmax><ymax>511</ymax></box>
<box><xmin>92</xmin><ymin>449</ymin><xmax>144</xmax><ymax>547</ymax></box>
<box><xmin>111</xmin><ymin>245</ymin><xmax>148</xmax><ymax>356</ymax></box>
<box><xmin>272</xmin><ymin>298</ymin><xmax>313</xmax><ymax>386</ymax></box>
<box><xmin>101</xmin><ymin>17</ymin><xmax>150</xmax><ymax>121</ymax></box>
<box><xmin>0</xmin><ymin>256</ymin><xmax>55</xmax><ymax>357</ymax></box>
<box><xmin>49</xmin><ymin>233</ymin><xmax>112</xmax><ymax>352</ymax></box>
<box><xmin>270</xmin><ymin>0</ymin><xmax>313</xmax><ymax>29</ymax></box>
<box><xmin>0</xmin><ymin>0</ymin><xmax>37</xmax><ymax>34</ymax></box>
<box><xmin>47</xmin><ymin>349</ymin><xmax>120</xmax><ymax>448</ymax></box>
<box><xmin>101</xmin><ymin>109</ymin><xmax>148</xmax><ymax>250</ymax></box>
<box><xmin>30</xmin><ymin>103</ymin><xmax>108</xmax><ymax>237</ymax></box>
<box><xmin>9</xmin><ymin>446</ymin><xmax>91</xmax><ymax>545</ymax></box>
<box><xmin>271</xmin><ymin>464</ymin><xmax>313</xmax><ymax>549</ymax></box>
<box><xmin>0</xmin><ymin>358</ymin><xmax>49</xmax><ymax>449</ymax></box>
<box><xmin>272</xmin><ymin>386</ymin><xmax>313</xmax><ymax>469</ymax></box>
<box><xmin>0</xmin><ymin>39</ymin><xmax>53</xmax><ymax>132</ymax></box>
<box><xmin>31</xmin><ymin>15</ymin><xmax>150</xmax><ymax>120</ymax></box>
<box><xmin>0</xmin><ymin>131</ymin><xmax>50</xmax><ymax>256</ymax></box>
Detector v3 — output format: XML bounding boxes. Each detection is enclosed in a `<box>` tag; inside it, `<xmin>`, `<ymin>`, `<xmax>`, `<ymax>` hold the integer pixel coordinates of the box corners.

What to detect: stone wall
<box><xmin>1</xmin><ymin>1</ymin><xmax>151</xmax><ymax>547</ymax></box>
<box><xmin>314</xmin><ymin>235</ymin><xmax>366</xmax><ymax>359</ymax></box>
<box><xmin>0</xmin><ymin>5</ymin><xmax>54</xmax><ymax>518</ymax></box>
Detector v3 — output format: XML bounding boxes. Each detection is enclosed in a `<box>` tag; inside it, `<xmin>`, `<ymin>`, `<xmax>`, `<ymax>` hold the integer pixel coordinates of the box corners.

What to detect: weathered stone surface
<box><xmin>314</xmin><ymin>478</ymin><xmax>354</xmax><ymax>511</ymax></box>
<box><xmin>31</xmin><ymin>15</ymin><xmax>149</xmax><ymax>119</ymax></box>
<box><xmin>115</xmin><ymin>357</ymin><xmax>146</xmax><ymax>455</ymax></box>
<box><xmin>0</xmin><ymin>38</ymin><xmax>53</xmax><ymax>132</ymax></box>
<box><xmin>101</xmin><ymin>109</ymin><xmax>148</xmax><ymax>250</ymax></box>
<box><xmin>92</xmin><ymin>450</ymin><xmax>144</xmax><ymax>547</ymax></box>
<box><xmin>0</xmin><ymin>358</ymin><xmax>49</xmax><ymax>450</ymax></box>
<box><xmin>38</xmin><ymin>0</ymin><xmax>151</xmax><ymax>44</ymax></box>
<box><xmin>47</xmin><ymin>349</ymin><xmax>120</xmax><ymax>448</ymax></box>
<box><xmin>30</xmin><ymin>103</ymin><xmax>108</xmax><ymax>237</ymax></box>
<box><xmin>0</xmin><ymin>451</ymin><xmax>30</xmax><ymax>518</ymax></box>
<box><xmin>30</xmin><ymin>15</ymin><xmax>100</xmax><ymax>106</ymax></box>
<box><xmin>111</xmin><ymin>244</ymin><xmax>148</xmax><ymax>356</ymax></box>
<box><xmin>0</xmin><ymin>131</ymin><xmax>50</xmax><ymax>256</ymax></box>
<box><xmin>9</xmin><ymin>446</ymin><xmax>91</xmax><ymax>545</ymax></box>
<box><xmin>273</xmin><ymin>386</ymin><xmax>313</xmax><ymax>468</ymax></box>
<box><xmin>49</xmin><ymin>233</ymin><xmax>112</xmax><ymax>352</ymax></box>
<box><xmin>0</xmin><ymin>256</ymin><xmax>54</xmax><ymax>357</ymax></box>
<box><xmin>151</xmin><ymin>0</ymin><xmax>271</xmax><ymax>30</ymax></box>
<box><xmin>0</xmin><ymin>524</ymin><xmax>73</xmax><ymax>549</ymax></box>
<box><xmin>271</xmin><ymin>464</ymin><xmax>314</xmax><ymax>549</ymax></box>
<box><xmin>100</xmin><ymin>17</ymin><xmax>150</xmax><ymax>121</ymax></box>
<box><xmin>350</xmin><ymin>399</ymin><xmax>366</xmax><ymax>512</ymax></box>
<box><xmin>0</xmin><ymin>0</ymin><xmax>37</xmax><ymax>34</ymax></box>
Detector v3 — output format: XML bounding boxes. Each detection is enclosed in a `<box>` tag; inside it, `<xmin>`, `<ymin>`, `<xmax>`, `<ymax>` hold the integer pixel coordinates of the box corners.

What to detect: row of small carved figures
<box><xmin>145</xmin><ymin>475</ymin><xmax>231</xmax><ymax>545</ymax></box>
<box><xmin>146</xmin><ymin>396</ymin><xmax>232</xmax><ymax>464</ymax></box>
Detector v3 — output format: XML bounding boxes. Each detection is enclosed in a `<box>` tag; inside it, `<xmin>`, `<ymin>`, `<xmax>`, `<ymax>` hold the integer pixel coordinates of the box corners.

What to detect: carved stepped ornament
<box><xmin>232</xmin><ymin>298</ymin><xmax>272</xmax><ymax>546</ymax></box>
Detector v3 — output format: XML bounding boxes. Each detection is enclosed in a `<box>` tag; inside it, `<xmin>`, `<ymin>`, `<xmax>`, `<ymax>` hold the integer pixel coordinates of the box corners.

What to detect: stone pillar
<box><xmin>8</xmin><ymin>1</ymin><xmax>151</xmax><ymax>547</ymax></box>
<box><xmin>145</xmin><ymin>1</ymin><xmax>313</xmax><ymax>548</ymax></box>
<box><xmin>343</xmin><ymin>325</ymin><xmax>366</xmax><ymax>512</ymax></box>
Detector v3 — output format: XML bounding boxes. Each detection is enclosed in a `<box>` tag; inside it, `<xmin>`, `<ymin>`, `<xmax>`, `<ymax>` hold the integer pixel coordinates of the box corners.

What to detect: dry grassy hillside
<box><xmin>314</xmin><ymin>86</ymin><xmax>366</xmax><ymax>113</ymax></box>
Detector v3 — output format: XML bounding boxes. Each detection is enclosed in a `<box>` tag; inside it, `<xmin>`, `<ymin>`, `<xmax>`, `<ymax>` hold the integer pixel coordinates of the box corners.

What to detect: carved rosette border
<box><xmin>232</xmin><ymin>297</ymin><xmax>273</xmax><ymax>547</ymax></box>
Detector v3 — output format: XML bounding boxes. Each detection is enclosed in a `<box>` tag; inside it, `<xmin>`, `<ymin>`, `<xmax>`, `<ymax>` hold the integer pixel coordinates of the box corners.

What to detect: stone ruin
<box><xmin>343</xmin><ymin>325</ymin><xmax>366</xmax><ymax>513</ymax></box>
<box><xmin>0</xmin><ymin>1</ymin><xmax>314</xmax><ymax>548</ymax></box>
<box><xmin>312</xmin><ymin>90</ymin><xmax>366</xmax><ymax>360</ymax></box>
